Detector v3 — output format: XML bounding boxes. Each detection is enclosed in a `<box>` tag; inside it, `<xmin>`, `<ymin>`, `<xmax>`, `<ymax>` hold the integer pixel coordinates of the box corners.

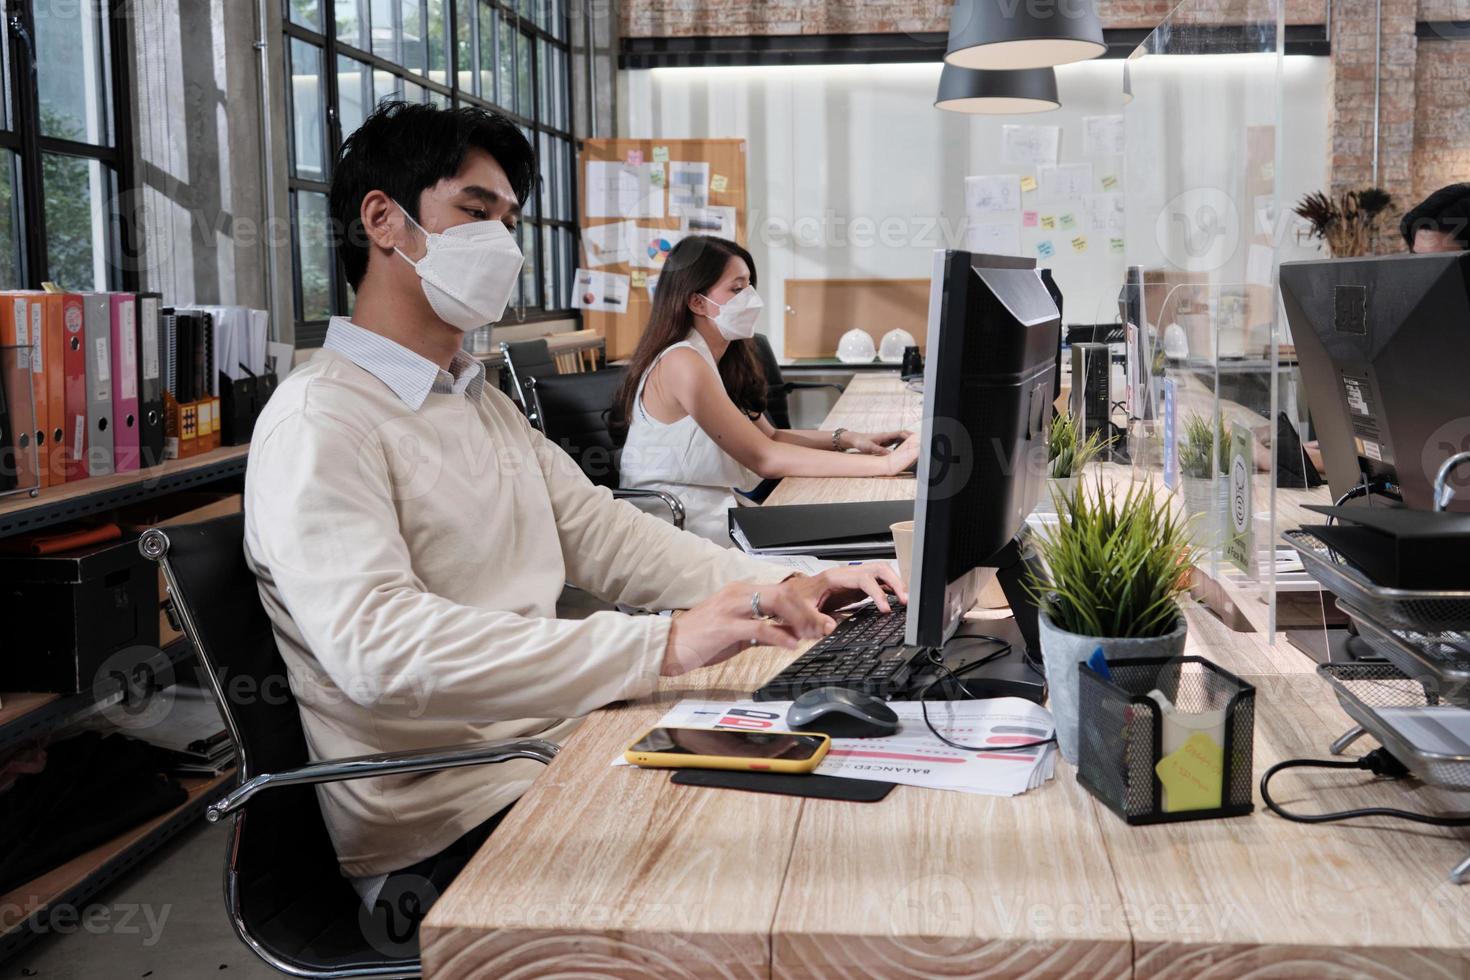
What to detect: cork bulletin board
<box><xmin>577</xmin><ymin>138</ymin><xmax>748</xmax><ymax>361</ymax></box>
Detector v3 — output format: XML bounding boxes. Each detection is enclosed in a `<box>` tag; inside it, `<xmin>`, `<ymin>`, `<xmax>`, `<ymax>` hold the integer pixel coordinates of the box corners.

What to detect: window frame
<box><xmin>283</xmin><ymin>0</ymin><xmax>580</xmax><ymax>347</ymax></box>
<box><xmin>0</xmin><ymin>0</ymin><xmax>137</xmax><ymax>291</ymax></box>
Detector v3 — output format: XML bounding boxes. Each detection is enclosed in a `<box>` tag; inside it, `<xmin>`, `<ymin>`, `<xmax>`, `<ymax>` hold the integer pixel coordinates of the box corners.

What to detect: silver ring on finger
<box><xmin>749</xmin><ymin>637</ymin><xmax>759</xmax><ymax>647</ymax></box>
<box><xmin>750</xmin><ymin>591</ymin><xmax>765</xmax><ymax>620</ymax></box>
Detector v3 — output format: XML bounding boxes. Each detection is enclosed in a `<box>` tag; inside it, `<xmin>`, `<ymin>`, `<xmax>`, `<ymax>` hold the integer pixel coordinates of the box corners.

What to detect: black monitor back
<box><xmin>909</xmin><ymin>251</ymin><xmax>1060</xmax><ymax>647</ymax></box>
<box><xmin>1281</xmin><ymin>251</ymin><xmax>1470</xmax><ymax>511</ymax></box>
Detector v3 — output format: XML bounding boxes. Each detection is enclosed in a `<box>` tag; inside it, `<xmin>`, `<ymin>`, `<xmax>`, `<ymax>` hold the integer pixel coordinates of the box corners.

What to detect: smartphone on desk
<box><xmin>624</xmin><ymin>727</ymin><xmax>830</xmax><ymax>773</ymax></box>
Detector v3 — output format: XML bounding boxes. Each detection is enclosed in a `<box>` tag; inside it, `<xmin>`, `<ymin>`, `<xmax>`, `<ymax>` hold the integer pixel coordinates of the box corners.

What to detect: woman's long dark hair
<box><xmin>609</xmin><ymin>235</ymin><xmax>767</xmax><ymax>438</ymax></box>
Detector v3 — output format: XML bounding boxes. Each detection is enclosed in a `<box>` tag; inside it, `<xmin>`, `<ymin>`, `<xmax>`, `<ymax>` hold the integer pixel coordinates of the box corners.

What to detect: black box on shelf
<box><xmin>1077</xmin><ymin>656</ymin><xmax>1255</xmax><ymax>824</ymax></box>
<box><xmin>0</xmin><ymin>536</ymin><xmax>161</xmax><ymax>693</ymax></box>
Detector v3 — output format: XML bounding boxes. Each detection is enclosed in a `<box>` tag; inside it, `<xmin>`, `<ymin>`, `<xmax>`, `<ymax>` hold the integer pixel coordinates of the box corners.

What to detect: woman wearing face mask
<box><xmin>612</xmin><ymin>236</ymin><xmax>921</xmax><ymax>546</ymax></box>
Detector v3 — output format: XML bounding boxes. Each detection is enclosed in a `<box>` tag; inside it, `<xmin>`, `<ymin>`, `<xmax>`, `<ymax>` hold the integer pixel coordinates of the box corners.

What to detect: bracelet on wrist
<box><xmin>832</xmin><ymin>427</ymin><xmax>847</xmax><ymax>452</ymax></box>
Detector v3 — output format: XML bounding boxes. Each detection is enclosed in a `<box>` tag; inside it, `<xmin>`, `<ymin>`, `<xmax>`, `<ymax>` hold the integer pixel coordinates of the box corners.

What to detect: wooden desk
<box><xmin>422</xmin><ymin>377</ymin><xmax>1470</xmax><ymax>978</ymax></box>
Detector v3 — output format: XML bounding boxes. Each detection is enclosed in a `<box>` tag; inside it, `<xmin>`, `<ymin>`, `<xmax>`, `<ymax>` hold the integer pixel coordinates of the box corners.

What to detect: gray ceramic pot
<box><xmin>1038</xmin><ymin>608</ymin><xmax>1188</xmax><ymax>764</ymax></box>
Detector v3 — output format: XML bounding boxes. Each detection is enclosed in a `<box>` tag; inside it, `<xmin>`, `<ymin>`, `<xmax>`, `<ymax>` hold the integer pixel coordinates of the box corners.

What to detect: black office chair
<box><xmin>138</xmin><ymin>514</ymin><xmax>557</xmax><ymax>979</ymax></box>
<box><xmin>749</xmin><ymin>334</ymin><xmax>844</xmax><ymax>430</ymax></box>
<box><xmin>500</xmin><ymin>339</ymin><xmax>558</xmax><ymax>426</ymax></box>
<box><xmin>521</xmin><ymin>367</ymin><xmax>685</xmax><ymax>529</ymax></box>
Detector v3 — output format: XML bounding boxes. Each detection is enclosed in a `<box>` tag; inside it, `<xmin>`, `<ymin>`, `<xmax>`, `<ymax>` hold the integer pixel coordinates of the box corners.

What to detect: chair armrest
<box><xmin>614</xmin><ymin>488</ymin><xmax>686</xmax><ymax>530</ymax></box>
<box><xmin>207</xmin><ymin>738</ymin><xmax>559</xmax><ymax>823</ymax></box>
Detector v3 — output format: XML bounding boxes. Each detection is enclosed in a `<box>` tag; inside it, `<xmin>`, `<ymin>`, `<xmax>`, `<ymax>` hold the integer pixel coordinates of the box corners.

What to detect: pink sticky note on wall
<box><xmin>1023</xmin><ymin>211</ymin><xmax>1039</xmax><ymax>228</ymax></box>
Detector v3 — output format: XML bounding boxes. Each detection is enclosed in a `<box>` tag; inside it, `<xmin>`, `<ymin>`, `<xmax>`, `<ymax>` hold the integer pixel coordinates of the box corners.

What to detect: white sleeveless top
<box><xmin>620</xmin><ymin>331</ymin><xmax>759</xmax><ymax>547</ymax></box>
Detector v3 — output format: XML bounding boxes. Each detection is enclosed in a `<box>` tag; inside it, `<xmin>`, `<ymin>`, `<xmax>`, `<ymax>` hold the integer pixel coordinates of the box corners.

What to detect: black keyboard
<box><xmin>753</xmin><ymin>604</ymin><xmax>924</xmax><ymax>701</ymax></box>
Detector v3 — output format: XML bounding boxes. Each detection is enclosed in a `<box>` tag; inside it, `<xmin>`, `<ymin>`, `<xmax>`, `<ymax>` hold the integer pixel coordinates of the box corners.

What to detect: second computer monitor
<box><xmin>1281</xmin><ymin>251</ymin><xmax>1470</xmax><ymax>511</ymax></box>
<box><xmin>907</xmin><ymin>251</ymin><xmax>1061</xmax><ymax>648</ymax></box>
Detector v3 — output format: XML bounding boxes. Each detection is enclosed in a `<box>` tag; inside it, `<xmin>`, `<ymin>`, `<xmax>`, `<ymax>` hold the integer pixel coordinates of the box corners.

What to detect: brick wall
<box><xmin>619</xmin><ymin>0</ymin><xmax>1327</xmax><ymax>37</ymax></box>
<box><xmin>1412</xmin><ymin>37</ymin><xmax>1470</xmax><ymax>203</ymax></box>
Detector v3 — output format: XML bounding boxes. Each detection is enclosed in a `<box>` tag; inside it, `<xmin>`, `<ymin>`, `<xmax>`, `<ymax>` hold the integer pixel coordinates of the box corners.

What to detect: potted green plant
<box><xmin>1028</xmin><ymin>477</ymin><xmax>1195</xmax><ymax>763</ymax></box>
<box><xmin>1041</xmin><ymin>411</ymin><xmax>1107</xmax><ymax>514</ymax></box>
<box><xmin>1177</xmin><ymin>412</ymin><xmax>1230</xmax><ymax>547</ymax></box>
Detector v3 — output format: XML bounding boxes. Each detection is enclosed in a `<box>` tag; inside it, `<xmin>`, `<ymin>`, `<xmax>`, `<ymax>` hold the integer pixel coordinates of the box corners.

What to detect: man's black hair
<box><xmin>1400</xmin><ymin>182</ymin><xmax>1470</xmax><ymax>250</ymax></box>
<box><xmin>329</xmin><ymin>100</ymin><xmax>537</xmax><ymax>290</ymax></box>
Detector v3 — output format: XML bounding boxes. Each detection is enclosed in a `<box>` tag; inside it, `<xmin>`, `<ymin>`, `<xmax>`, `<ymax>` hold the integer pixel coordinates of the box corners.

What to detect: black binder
<box><xmin>135</xmin><ymin>293</ymin><xmax>166</xmax><ymax>468</ymax></box>
<box><xmin>728</xmin><ymin>499</ymin><xmax>913</xmax><ymax>557</ymax></box>
<box><xmin>1303</xmin><ymin>505</ymin><xmax>1470</xmax><ymax>589</ymax></box>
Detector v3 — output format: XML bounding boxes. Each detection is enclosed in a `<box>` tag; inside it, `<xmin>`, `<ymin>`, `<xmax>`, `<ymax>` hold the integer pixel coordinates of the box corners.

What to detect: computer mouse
<box><xmin>786</xmin><ymin>687</ymin><xmax>900</xmax><ymax>739</ymax></box>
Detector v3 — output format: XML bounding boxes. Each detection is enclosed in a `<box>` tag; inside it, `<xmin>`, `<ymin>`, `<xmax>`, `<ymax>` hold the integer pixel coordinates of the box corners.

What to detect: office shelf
<box><xmin>0</xmin><ymin>639</ymin><xmax>198</xmax><ymax>755</ymax></box>
<box><xmin>0</xmin><ymin>445</ymin><xmax>249</xmax><ymax>540</ymax></box>
<box><xmin>0</xmin><ymin>768</ymin><xmax>237</xmax><ymax>964</ymax></box>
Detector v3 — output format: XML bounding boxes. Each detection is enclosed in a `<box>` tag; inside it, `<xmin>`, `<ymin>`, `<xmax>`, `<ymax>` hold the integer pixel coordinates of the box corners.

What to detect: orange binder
<box><xmin>29</xmin><ymin>293</ymin><xmax>67</xmax><ymax>485</ymax></box>
<box><xmin>0</xmin><ymin>293</ymin><xmax>39</xmax><ymax>491</ymax></box>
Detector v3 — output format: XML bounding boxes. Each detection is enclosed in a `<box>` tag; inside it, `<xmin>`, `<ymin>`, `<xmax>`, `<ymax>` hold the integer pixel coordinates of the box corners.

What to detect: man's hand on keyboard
<box><xmin>776</xmin><ymin>564</ymin><xmax>908</xmax><ymax>621</ymax></box>
<box><xmin>660</xmin><ymin>564</ymin><xmax>905</xmax><ymax>677</ymax></box>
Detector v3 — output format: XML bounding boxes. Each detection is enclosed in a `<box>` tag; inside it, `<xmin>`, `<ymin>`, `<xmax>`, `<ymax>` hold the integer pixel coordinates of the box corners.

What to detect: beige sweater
<box><xmin>243</xmin><ymin>348</ymin><xmax>787</xmax><ymax>877</ymax></box>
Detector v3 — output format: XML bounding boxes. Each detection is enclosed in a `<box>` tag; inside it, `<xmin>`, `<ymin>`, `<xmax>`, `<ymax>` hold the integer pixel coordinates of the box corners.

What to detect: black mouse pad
<box><xmin>671</xmin><ymin>769</ymin><xmax>895</xmax><ymax>802</ymax></box>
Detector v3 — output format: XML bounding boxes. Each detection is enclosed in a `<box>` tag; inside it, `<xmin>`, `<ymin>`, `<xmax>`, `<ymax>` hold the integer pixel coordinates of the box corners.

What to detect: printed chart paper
<box><xmin>580</xmin><ymin>219</ymin><xmax>637</xmax><ymax>268</ymax></box>
<box><xmin>614</xmin><ymin>698</ymin><xmax>1057</xmax><ymax>797</ymax></box>
<box><xmin>571</xmin><ymin>268</ymin><xmax>631</xmax><ymax>314</ymax></box>
<box><xmin>586</xmin><ymin>160</ymin><xmax>665</xmax><ymax>219</ymax></box>
<box><xmin>668</xmin><ymin>161</ymin><xmax>711</xmax><ymax>214</ymax></box>
<box><xmin>631</xmin><ymin>227</ymin><xmax>686</xmax><ymax>269</ymax></box>
<box><xmin>679</xmin><ymin>206</ymin><xmax>737</xmax><ymax>240</ymax></box>
<box><xmin>1082</xmin><ymin>193</ymin><xmax>1125</xmax><ymax>236</ymax></box>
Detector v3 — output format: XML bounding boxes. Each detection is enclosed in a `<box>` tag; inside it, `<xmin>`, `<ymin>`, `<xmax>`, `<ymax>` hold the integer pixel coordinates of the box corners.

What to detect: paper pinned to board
<box><xmin>964</xmin><ymin>174</ymin><xmax>1021</xmax><ymax>214</ymax></box>
<box><xmin>668</xmin><ymin>161</ymin><xmax>711</xmax><ymax>214</ymax></box>
<box><xmin>1083</xmin><ymin>114</ymin><xmax>1126</xmax><ymax>157</ymax></box>
<box><xmin>581</xmin><ymin>219</ymin><xmax>637</xmax><ymax>267</ymax></box>
<box><xmin>1082</xmin><ymin>193</ymin><xmax>1125</xmax><ymax>235</ymax></box>
<box><xmin>613</xmin><ymin>698</ymin><xmax>1057</xmax><ymax>797</ymax></box>
<box><xmin>586</xmin><ymin>160</ymin><xmax>665</xmax><ymax>219</ymax></box>
<box><xmin>1037</xmin><ymin>163</ymin><xmax>1093</xmax><ymax>203</ymax></box>
<box><xmin>1002</xmin><ymin>124</ymin><xmax>1060</xmax><ymax>166</ymax></box>
<box><xmin>571</xmin><ymin>268</ymin><xmax>631</xmax><ymax>314</ymax></box>
<box><xmin>965</xmin><ymin>221</ymin><xmax>1022</xmax><ymax>257</ymax></box>
<box><xmin>679</xmin><ymin>206</ymin><xmax>737</xmax><ymax>240</ymax></box>
<box><xmin>631</xmin><ymin>227</ymin><xmax>686</xmax><ymax>269</ymax></box>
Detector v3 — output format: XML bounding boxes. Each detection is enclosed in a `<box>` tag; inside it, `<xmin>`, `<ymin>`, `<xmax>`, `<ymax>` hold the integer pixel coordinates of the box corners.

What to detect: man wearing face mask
<box><xmin>243</xmin><ymin>103</ymin><xmax>905</xmax><ymax>916</ymax></box>
<box><xmin>613</xmin><ymin>236</ymin><xmax>922</xmax><ymax>546</ymax></box>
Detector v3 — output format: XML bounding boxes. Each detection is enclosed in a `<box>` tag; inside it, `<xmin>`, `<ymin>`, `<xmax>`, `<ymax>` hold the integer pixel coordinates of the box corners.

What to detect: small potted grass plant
<box><xmin>1028</xmin><ymin>477</ymin><xmax>1195</xmax><ymax>763</ymax></box>
<box><xmin>1041</xmin><ymin>411</ymin><xmax>1107</xmax><ymax>514</ymax></box>
<box><xmin>1177</xmin><ymin>412</ymin><xmax>1230</xmax><ymax>549</ymax></box>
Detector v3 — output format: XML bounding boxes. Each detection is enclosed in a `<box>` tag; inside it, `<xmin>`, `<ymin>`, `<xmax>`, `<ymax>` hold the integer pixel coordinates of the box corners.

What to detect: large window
<box><xmin>0</xmin><ymin>0</ymin><xmax>132</xmax><ymax>291</ymax></box>
<box><xmin>284</xmin><ymin>0</ymin><xmax>578</xmax><ymax>346</ymax></box>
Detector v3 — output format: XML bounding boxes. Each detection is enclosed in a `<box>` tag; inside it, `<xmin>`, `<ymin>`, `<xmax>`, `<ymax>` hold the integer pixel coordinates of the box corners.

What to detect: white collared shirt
<box><xmin>323</xmin><ymin>316</ymin><xmax>486</xmax><ymax>409</ymax></box>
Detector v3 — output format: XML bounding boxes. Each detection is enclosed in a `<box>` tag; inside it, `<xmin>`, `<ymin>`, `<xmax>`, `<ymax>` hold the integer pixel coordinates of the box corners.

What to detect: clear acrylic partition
<box><xmin>1121</xmin><ymin>0</ymin><xmax>1288</xmax><ymax>635</ymax></box>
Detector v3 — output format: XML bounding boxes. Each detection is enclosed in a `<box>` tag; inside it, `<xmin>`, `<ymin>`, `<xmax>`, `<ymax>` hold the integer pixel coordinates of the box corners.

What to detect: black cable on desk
<box><xmin>1260</xmin><ymin>748</ymin><xmax>1470</xmax><ymax>826</ymax></box>
<box><xmin>916</xmin><ymin>645</ymin><xmax>1057</xmax><ymax>753</ymax></box>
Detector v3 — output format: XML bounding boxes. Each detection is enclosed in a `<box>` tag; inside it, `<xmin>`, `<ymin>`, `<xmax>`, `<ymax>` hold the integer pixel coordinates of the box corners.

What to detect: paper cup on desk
<box><xmin>890</xmin><ymin>521</ymin><xmax>914</xmax><ymax>587</ymax></box>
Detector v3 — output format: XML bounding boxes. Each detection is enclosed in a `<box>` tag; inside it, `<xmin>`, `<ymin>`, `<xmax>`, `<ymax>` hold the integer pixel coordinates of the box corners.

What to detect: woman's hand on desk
<box><xmin>660</xmin><ymin>565</ymin><xmax>906</xmax><ymax>676</ymax></box>
<box><xmin>840</xmin><ymin>430</ymin><xmax>910</xmax><ymax>455</ymax></box>
<box><xmin>876</xmin><ymin>432</ymin><xmax>922</xmax><ymax>475</ymax></box>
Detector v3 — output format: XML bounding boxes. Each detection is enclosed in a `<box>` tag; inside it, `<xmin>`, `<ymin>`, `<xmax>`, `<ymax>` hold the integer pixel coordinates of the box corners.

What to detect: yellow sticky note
<box><xmin>711</xmin><ymin>174</ymin><xmax>729</xmax><ymax>193</ymax></box>
<box><xmin>652</xmin><ymin>146</ymin><xmax>670</xmax><ymax>163</ymax></box>
<box><xmin>1071</xmin><ymin>235</ymin><xmax>1088</xmax><ymax>252</ymax></box>
<box><xmin>1154</xmin><ymin>731</ymin><xmax>1224</xmax><ymax>812</ymax></box>
<box><xmin>1101</xmin><ymin>174</ymin><xmax>1119</xmax><ymax>191</ymax></box>
<box><xmin>630</xmin><ymin>269</ymin><xmax>648</xmax><ymax>287</ymax></box>
<box><xmin>1040</xmin><ymin>215</ymin><xmax>1056</xmax><ymax>230</ymax></box>
<box><xmin>1020</xmin><ymin>175</ymin><xmax>1038</xmax><ymax>193</ymax></box>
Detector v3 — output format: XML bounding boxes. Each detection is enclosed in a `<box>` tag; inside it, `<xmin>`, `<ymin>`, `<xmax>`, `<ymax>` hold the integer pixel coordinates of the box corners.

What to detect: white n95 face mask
<box><xmin>394</xmin><ymin>202</ymin><xmax>524</xmax><ymax>332</ymax></box>
<box><xmin>701</xmin><ymin>288</ymin><xmax>764</xmax><ymax>341</ymax></box>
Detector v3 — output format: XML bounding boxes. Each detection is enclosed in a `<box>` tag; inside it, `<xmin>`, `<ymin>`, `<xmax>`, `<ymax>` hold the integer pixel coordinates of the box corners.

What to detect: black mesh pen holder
<box><xmin>1076</xmin><ymin>656</ymin><xmax>1255</xmax><ymax>824</ymax></box>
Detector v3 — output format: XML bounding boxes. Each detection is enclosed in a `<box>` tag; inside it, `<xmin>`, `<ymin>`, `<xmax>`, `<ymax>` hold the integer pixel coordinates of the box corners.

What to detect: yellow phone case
<box><xmin>624</xmin><ymin>727</ymin><xmax>831</xmax><ymax>774</ymax></box>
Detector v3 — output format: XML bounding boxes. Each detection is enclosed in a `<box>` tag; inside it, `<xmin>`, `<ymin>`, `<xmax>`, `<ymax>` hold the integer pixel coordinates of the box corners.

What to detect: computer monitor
<box><xmin>907</xmin><ymin>250</ymin><xmax>1061</xmax><ymax>649</ymax></box>
<box><xmin>1280</xmin><ymin>252</ymin><xmax>1470</xmax><ymax>512</ymax></box>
